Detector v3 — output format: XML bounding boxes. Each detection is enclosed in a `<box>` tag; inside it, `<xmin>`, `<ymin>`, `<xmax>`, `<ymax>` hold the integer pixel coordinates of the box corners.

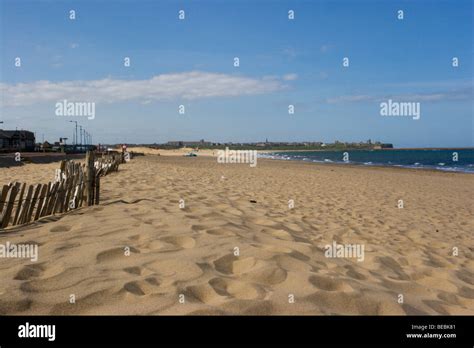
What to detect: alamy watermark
<box><xmin>55</xmin><ymin>99</ymin><xmax>95</xmax><ymax>120</ymax></box>
<box><xmin>0</xmin><ymin>241</ymin><xmax>38</xmax><ymax>262</ymax></box>
<box><xmin>18</xmin><ymin>322</ymin><xmax>55</xmax><ymax>341</ymax></box>
<box><xmin>324</xmin><ymin>241</ymin><xmax>364</xmax><ymax>262</ymax></box>
<box><xmin>217</xmin><ymin>147</ymin><xmax>257</xmax><ymax>167</ymax></box>
<box><xmin>380</xmin><ymin>99</ymin><xmax>420</xmax><ymax>120</ymax></box>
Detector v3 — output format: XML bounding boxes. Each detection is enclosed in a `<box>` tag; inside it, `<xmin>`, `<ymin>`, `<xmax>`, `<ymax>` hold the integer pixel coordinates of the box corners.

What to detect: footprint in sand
<box><xmin>206</xmin><ymin>228</ymin><xmax>235</xmax><ymax>237</ymax></box>
<box><xmin>191</xmin><ymin>224</ymin><xmax>208</xmax><ymax>232</ymax></box>
<box><xmin>122</xmin><ymin>280</ymin><xmax>159</xmax><ymax>296</ymax></box>
<box><xmin>425</xmin><ymin>255</ymin><xmax>450</xmax><ymax>268</ymax></box>
<box><xmin>250</xmin><ymin>218</ymin><xmax>278</xmax><ymax>227</ymax></box>
<box><xmin>423</xmin><ymin>299</ymin><xmax>451</xmax><ymax>315</ymax></box>
<box><xmin>437</xmin><ymin>292</ymin><xmax>462</xmax><ymax>306</ymax></box>
<box><xmin>14</xmin><ymin>262</ymin><xmax>65</xmax><ymax>282</ymax></box>
<box><xmin>284</xmin><ymin>222</ymin><xmax>304</xmax><ymax>232</ymax></box>
<box><xmin>50</xmin><ymin>288</ymin><xmax>123</xmax><ymax>315</ymax></box>
<box><xmin>256</xmin><ymin>244</ymin><xmax>293</xmax><ymax>254</ymax></box>
<box><xmin>123</xmin><ymin>266</ymin><xmax>142</xmax><ymax>275</ymax></box>
<box><xmin>144</xmin><ymin>277</ymin><xmax>160</xmax><ymax>286</ymax></box>
<box><xmin>54</xmin><ymin>243</ymin><xmax>80</xmax><ymax>252</ymax></box>
<box><xmin>458</xmin><ymin>286</ymin><xmax>474</xmax><ymax>299</ymax></box>
<box><xmin>209</xmin><ymin>277</ymin><xmax>266</xmax><ymax>300</ymax></box>
<box><xmin>274</xmin><ymin>254</ymin><xmax>313</xmax><ymax>272</ymax></box>
<box><xmin>96</xmin><ymin>246</ymin><xmax>140</xmax><ymax>263</ymax></box>
<box><xmin>289</xmin><ymin>250</ymin><xmax>311</xmax><ymax>262</ymax></box>
<box><xmin>140</xmin><ymin>239</ymin><xmax>177</xmax><ymax>252</ymax></box>
<box><xmin>20</xmin><ymin>267</ymin><xmax>101</xmax><ymax>293</ymax></box>
<box><xmin>344</xmin><ymin>265</ymin><xmax>367</xmax><ymax>280</ymax></box>
<box><xmin>160</xmin><ymin>236</ymin><xmax>196</xmax><ymax>249</ymax></box>
<box><xmin>375</xmin><ymin>256</ymin><xmax>410</xmax><ymax>281</ymax></box>
<box><xmin>306</xmin><ymin>291</ymin><xmax>403</xmax><ymax>315</ymax></box>
<box><xmin>184</xmin><ymin>283</ymin><xmax>226</xmax><ymax>304</ymax></box>
<box><xmin>243</xmin><ymin>265</ymin><xmax>287</xmax><ymax>286</ymax></box>
<box><xmin>14</xmin><ymin>263</ymin><xmax>46</xmax><ymax>280</ymax></box>
<box><xmin>456</xmin><ymin>270</ymin><xmax>474</xmax><ymax>286</ymax></box>
<box><xmin>309</xmin><ymin>274</ymin><xmax>352</xmax><ymax>292</ymax></box>
<box><xmin>269</xmin><ymin>229</ymin><xmax>294</xmax><ymax>241</ymax></box>
<box><xmin>144</xmin><ymin>259</ymin><xmax>203</xmax><ymax>281</ymax></box>
<box><xmin>0</xmin><ymin>299</ymin><xmax>32</xmax><ymax>314</ymax></box>
<box><xmin>213</xmin><ymin>255</ymin><xmax>260</xmax><ymax>275</ymax></box>
<box><xmin>232</xmin><ymin>299</ymin><xmax>275</xmax><ymax>315</ymax></box>
<box><xmin>50</xmin><ymin>225</ymin><xmax>72</xmax><ymax>233</ymax></box>
<box><xmin>184</xmin><ymin>214</ymin><xmax>199</xmax><ymax>220</ymax></box>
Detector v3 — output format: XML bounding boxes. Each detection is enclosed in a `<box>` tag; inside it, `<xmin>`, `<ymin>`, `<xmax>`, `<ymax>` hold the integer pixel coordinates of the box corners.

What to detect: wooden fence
<box><xmin>95</xmin><ymin>152</ymin><xmax>122</xmax><ymax>175</ymax></box>
<box><xmin>0</xmin><ymin>151</ymin><xmax>123</xmax><ymax>229</ymax></box>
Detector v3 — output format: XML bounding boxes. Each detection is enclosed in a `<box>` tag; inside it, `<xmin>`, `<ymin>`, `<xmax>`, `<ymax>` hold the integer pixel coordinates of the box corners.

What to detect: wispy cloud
<box><xmin>282</xmin><ymin>47</ymin><xmax>298</xmax><ymax>59</ymax></box>
<box><xmin>283</xmin><ymin>73</ymin><xmax>298</xmax><ymax>81</ymax></box>
<box><xmin>320</xmin><ymin>44</ymin><xmax>333</xmax><ymax>53</ymax></box>
<box><xmin>1</xmin><ymin>71</ymin><xmax>288</xmax><ymax>107</ymax></box>
<box><xmin>51</xmin><ymin>54</ymin><xmax>63</xmax><ymax>68</ymax></box>
<box><xmin>381</xmin><ymin>79</ymin><xmax>473</xmax><ymax>89</ymax></box>
<box><xmin>326</xmin><ymin>87</ymin><xmax>473</xmax><ymax>104</ymax></box>
<box><xmin>326</xmin><ymin>95</ymin><xmax>375</xmax><ymax>103</ymax></box>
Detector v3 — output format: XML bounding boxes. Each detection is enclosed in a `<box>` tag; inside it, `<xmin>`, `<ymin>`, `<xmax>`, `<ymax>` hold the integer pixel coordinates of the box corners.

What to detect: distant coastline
<box><xmin>139</xmin><ymin>141</ymin><xmax>474</xmax><ymax>153</ymax></box>
<box><xmin>259</xmin><ymin>147</ymin><xmax>474</xmax><ymax>153</ymax></box>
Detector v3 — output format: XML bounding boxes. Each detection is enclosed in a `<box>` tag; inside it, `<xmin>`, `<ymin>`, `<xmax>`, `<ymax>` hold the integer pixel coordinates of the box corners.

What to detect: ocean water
<box><xmin>260</xmin><ymin>149</ymin><xmax>474</xmax><ymax>173</ymax></box>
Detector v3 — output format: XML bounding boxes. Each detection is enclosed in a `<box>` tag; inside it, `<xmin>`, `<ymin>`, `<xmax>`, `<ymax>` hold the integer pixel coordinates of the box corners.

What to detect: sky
<box><xmin>0</xmin><ymin>0</ymin><xmax>472</xmax><ymax>147</ymax></box>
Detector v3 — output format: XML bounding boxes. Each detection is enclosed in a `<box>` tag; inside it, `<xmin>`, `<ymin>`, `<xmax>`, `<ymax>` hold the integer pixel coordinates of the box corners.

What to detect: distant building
<box><xmin>373</xmin><ymin>143</ymin><xmax>394</xmax><ymax>149</ymax></box>
<box><xmin>0</xmin><ymin>129</ymin><xmax>35</xmax><ymax>152</ymax></box>
<box><xmin>41</xmin><ymin>141</ymin><xmax>52</xmax><ymax>151</ymax></box>
<box><xmin>167</xmin><ymin>139</ymin><xmax>212</xmax><ymax>147</ymax></box>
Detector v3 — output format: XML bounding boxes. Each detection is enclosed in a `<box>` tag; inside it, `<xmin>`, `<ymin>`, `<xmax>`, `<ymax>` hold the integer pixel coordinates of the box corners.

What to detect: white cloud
<box><xmin>0</xmin><ymin>71</ymin><xmax>288</xmax><ymax>107</ymax></box>
<box><xmin>326</xmin><ymin>88</ymin><xmax>473</xmax><ymax>104</ymax></box>
<box><xmin>326</xmin><ymin>95</ymin><xmax>374</xmax><ymax>103</ymax></box>
<box><xmin>283</xmin><ymin>73</ymin><xmax>298</xmax><ymax>81</ymax></box>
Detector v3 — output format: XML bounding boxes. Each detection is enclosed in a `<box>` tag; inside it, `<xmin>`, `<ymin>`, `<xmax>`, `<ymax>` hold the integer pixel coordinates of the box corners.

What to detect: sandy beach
<box><xmin>0</xmin><ymin>154</ymin><xmax>473</xmax><ymax>315</ymax></box>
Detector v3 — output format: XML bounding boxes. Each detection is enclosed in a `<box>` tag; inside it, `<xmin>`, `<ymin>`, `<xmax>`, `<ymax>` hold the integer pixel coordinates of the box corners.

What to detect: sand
<box><xmin>0</xmin><ymin>155</ymin><xmax>473</xmax><ymax>315</ymax></box>
<box><xmin>129</xmin><ymin>146</ymin><xmax>216</xmax><ymax>157</ymax></box>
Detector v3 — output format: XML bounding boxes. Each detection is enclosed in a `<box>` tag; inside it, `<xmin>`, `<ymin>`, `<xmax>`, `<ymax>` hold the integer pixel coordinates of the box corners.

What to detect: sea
<box><xmin>259</xmin><ymin>149</ymin><xmax>474</xmax><ymax>173</ymax></box>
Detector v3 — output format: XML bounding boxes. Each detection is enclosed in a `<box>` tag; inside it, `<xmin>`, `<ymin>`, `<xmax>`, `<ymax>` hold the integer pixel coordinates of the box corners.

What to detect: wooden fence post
<box><xmin>59</xmin><ymin>160</ymin><xmax>66</xmax><ymax>179</ymax></box>
<box><xmin>0</xmin><ymin>182</ymin><xmax>20</xmax><ymax>228</ymax></box>
<box><xmin>85</xmin><ymin>151</ymin><xmax>95</xmax><ymax>206</ymax></box>
<box><xmin>95</xmin><ymin>171</ymin><xmax>101</xmax><ymax>205</ymax></box>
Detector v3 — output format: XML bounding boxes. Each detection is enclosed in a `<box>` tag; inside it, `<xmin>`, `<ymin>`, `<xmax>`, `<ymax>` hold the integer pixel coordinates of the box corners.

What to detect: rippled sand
<box><xmin>0</xmin><ymin>155</ymin><xmax>473</xmax><ymax>315</ymax></box>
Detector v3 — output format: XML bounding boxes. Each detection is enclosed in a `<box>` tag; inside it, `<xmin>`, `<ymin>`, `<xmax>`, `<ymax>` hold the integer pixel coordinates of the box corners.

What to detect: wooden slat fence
<box><xmin>0</xmin><ymin>151</ymin><xmax>123</xmax><ymax>229</ymax></box>
<box><xmin>95</xmin><ymin>153</ymin><xmax>121</xmax><ymax>176</ymax></box>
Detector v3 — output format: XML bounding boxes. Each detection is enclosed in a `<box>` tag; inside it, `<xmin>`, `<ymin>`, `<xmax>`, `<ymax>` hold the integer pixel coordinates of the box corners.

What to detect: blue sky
<box><xmin>0</xmin><ymin>0</ymin><xmax>472</xmax><ymax>147</ymax></box>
